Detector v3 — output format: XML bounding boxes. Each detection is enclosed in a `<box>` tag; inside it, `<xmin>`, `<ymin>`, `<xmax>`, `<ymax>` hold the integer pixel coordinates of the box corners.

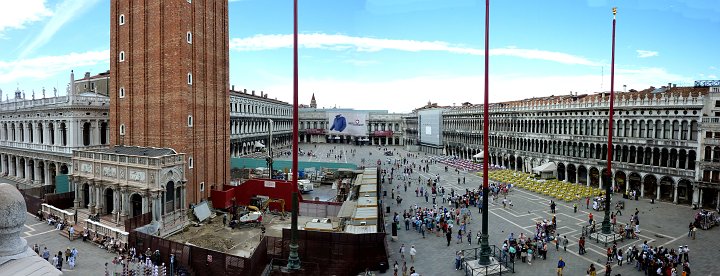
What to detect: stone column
<box><xmin>141</xmin><ymin>195</ymin><xmax>148</xmax><ymax>214</ymax></box>
<box><xmin>625</xmin><ymin>177</ymin><xmax>630</xmax><ymax>193</ymax></box>
<box><xmin>111</xmin><ymin>188</ymin><xmax>118</xmax><ymax>215</ymax></box>
<box><xmin>656</xmin><ymin>184</ymin><xmax>661</xmax><ymax>200</ymax></box>
<box><xmin>154</xmin><ymin>193</ymin><xmax>162</xmax><ymax>221</ymax></box>
<box><xmin>88</xmin><ymin>182</ymin><xmax>96</xmax><ymax>214</ymax></box>
<box><xmin>640</xmin><ymin>183</ymin><xmax>645</xmax><ymax>198</ymax></box>
<box><xmin>0</xmin><ymin>155</ymin><xmax>4</xmax><ymax>175</ymax></box>
<box><xmin>120</xmin><ymin>188</ymin><xmax>128</xmax><ymax>220</ymax></box>
<box><xmin>54</xmin><ymin>122</ymin><xmax>62</xmax><ymax>146</ymax></box>
<box><xmin>180</xmin><ymin>185</ymin><xmax>186</xmax><ymax>210</ymax></box>
<box><xmin>24</xmin><ymin>158</ymin><xmax>31</xmax><ymax>182</ymax></box>
<box><xmin>96</xmin><ymin>185</ymin><xmax>104</xmax><ymax>215</ymax></box>
<box><xmin>699</xmin><ymin>188</ymin><xmax>704</xmax><ymax>206</ymax></box>
<box><xmin>33</xmin><ymin>161</ymin><xmax>41</xmax><ymax>186</ymax></box>
<box><xmin>586</xmin><ymin>172</ymin><xmax>591</xmax><ymax>187</ymax></box>
<box><xmin>692</xmin><ymin>186</ymin><xmax>699</xmax><ymax>206</ymax></box>
<box><xmin>73</xmin><ymin>180</ymin><xmax>81</xmax><ymax>208</ymax></box>
<box><xmin>44</xmin><ymin>165</ymin><xmax>51</xmax><ymax>186</ymax></box>
<box><xmin>34</xmin><ymin>124</ymin><xmax>40</xmax><ymax>145</ymax></box>
<box><xmin>673</xmin><ymin>184</ymin><xmax>678</xmax><ymax>204</ymax></box>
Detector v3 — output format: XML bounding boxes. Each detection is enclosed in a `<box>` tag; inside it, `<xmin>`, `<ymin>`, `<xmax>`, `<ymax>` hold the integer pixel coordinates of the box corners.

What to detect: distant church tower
<box><xmin>110</xmin><ymin>0</ymin><xmax>230</xmax><ymax>202</ymax></box>
<box><xmin>310</xmin><ymin>93</ymin><xmax>317</xmax><ymax>108</ymax></box>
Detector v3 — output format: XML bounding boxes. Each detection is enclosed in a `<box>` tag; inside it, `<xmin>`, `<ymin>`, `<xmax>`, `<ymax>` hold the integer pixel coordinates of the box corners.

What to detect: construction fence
<box><xmin>128</xmin><ymin>231</ymin><xmax>268</xmax><ymax>276</ymax></box>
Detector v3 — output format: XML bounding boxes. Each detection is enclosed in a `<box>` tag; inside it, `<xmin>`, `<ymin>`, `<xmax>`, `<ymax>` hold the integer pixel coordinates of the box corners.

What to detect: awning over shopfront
<box><xmin>254</xmin><ymin>141</ymin><xmax>265</xmax><ymax>148</ymax></box>
<box><xmin>472</xmin><ymin>151</ymin><xmax>484</xmax><ymax>159</ymax></box>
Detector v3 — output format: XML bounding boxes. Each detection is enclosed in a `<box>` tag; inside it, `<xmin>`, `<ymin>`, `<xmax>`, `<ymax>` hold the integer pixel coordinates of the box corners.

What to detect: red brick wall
<box><xmin>110</xmin><ymin>0</ymin><xmax>230</xmax><ymax>206</ymax></box>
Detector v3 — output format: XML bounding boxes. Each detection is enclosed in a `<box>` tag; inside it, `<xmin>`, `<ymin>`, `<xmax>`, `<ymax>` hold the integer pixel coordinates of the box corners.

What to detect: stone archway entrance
<box><xmin>557</xmin><ymin>163</ymin><xmax>565</xmax><ymax>181</ymax></box>
<box><xmin>567</xmin><ymin>164</ymin><xmax>577</xmax><ymax>183</ymax></box>
<box><xmin>165</xmin><ymin>181</ymin><xmax>175</xmax><ymax>214</ymax></box>
<box><xmin>614</xmin><ymin>171</ymin><xmax>626</xmax><ymax>192</ymax></box>
<box><xmin>677</xmin><ymin>179</ymin><xmax>693</xmax><ymax>204</ymax></box>
<box><xmin>659</xmin><ymin>176</ymin><xmax>674</xmax><ymax>201</ymax></box>
<box><xmin>643</xmin><ymin>174</ymin><xmax>658</xmax><ymax>198</ymax></box>
<box><xmin>589</xmin><ymin>167</ymin><xmax>600</xmax><ymax>187</ymax></box>
<box><xmin>578</xmin><ymin>166</ymin><xmax>588</xmax><ymax>185</ymax></box>
<box><xmin>628</xmin><ymin>172</ymin><xmax>641</xmax><ymax>194</ymax></box>
<box><xmin>516</xmin><ymin>157</ymin><xmax>524</xmax><ymax>172</ymax></box>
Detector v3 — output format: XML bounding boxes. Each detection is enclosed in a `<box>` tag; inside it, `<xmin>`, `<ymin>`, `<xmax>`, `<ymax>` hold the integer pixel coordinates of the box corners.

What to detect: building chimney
<box><xmin>252</xmin><ymin>90</ymin><xmax>255</xmax><ymax>96</ymax></box>
<box><xmin>260</xmin><ymin>91</ymin><xmax>264</xmax><ymax>97</ymax></box>
<box><xmin>243</xmin><ymin>89</ymin><xmax>247</xmax><ymax>93</ymax></box>
<box><xmin>668</xmin><ymin>83</ymin><xmax>672</xmax><ymax>88</ymax></box>
<box><xmin>85</xmin><ymin>72</ymin><xmax>91</xmax><ymax>79</ymax></box>
<box><xmin>673</xmin><ymin>84</ymin><xmax>677</xmax><ymax>88</ymax></box>
<box><xmin>232</xmin><ymin>85</ymin><xmax>235</xmax><ymax>91</ymax></box>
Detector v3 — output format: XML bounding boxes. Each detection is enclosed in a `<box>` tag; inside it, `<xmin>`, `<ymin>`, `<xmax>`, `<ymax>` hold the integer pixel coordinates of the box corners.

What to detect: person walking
<box><xmin>526</xmin><ymin>246</ymin><xmax>533</xmax><ymax>265</ymax></box>
<box><xmin>42</xmin><ymin>247</ymin><xmax>50</xmax><ymax>261</ymax></box>
<box><xmin>454</xmin><ymin>251</ymin><xmax>463</xmax><ymax>271</ymax></box>
<box><xmin>555</xmin><ymin>233</ymin><xmax>560</xmax><ymax>251</ymax></box>
<box><xmin>409</xmin><ymin>245</ymin><xmax>417</xmax><ymax>263</ymax></box>
<box><xmin>557</xmin><ymin>257</ymin><xmax>566</xmax><ymax>276</ymax></box>
<box><xmin>446</xmin><ymin>230</ymin><xmax>452</xmax><ymax>246</ymax></box>
<box><xmin>579</xmin><ymin>236</ymin><xmax>586</xmax><ymax>255</ymax></box>
<box><xmin>587</xmin><ymin>264</ymin><xmax>596</xmax><ymax>276</ymax></box>
<box><xmin>604</xmin><ymin>262</ymin><xmax>612</xmax><ymax>276</ymax></box>
<box><xmin>399</xmin><ymin>244</ymin><xmax>406</xmax><ymax>261</ymax></box>
<box><xmin>467</xmin><ymin>229</ymin><xmax>472</xmax><ymax>245</ymax></box>
<box><xmin>52</xmin><ymin>254</ymin><xmax>59</xmax><ymax>270</ymax></box>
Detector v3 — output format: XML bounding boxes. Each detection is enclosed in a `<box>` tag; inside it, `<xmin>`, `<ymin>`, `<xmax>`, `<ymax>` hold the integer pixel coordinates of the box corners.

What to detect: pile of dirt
<box><xmin>187</xmin><ymin>234</ymin><xmax>235</xmax><ymax>252</ymax></box>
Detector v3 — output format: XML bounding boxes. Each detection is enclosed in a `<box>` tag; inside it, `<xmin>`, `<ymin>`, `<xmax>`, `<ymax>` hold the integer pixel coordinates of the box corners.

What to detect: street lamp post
<box><xmin>602</xmin><ymin>7</ymin><xmax>618</xmax><ymax>235</ymax></box>
<box><xmin>286</xmin><ymin>0</ymin><xmax>302</xmax><ymax>270</ymax></box>
<box><xmin>479</xmin><ymin>0</ymin><xmax>492</xmax><ymax>266</ymax></box>
<box><xmin>267</xmin><ymin>119</ymin><xmax>274</xmax><ymax>179</ymax></box>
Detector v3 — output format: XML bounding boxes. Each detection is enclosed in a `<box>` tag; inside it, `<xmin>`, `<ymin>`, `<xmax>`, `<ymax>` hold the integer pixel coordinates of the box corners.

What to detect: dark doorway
<box><xmin>104</xmin><ymin>188</ymin><xmax>114</xmax><ymax>215</ymax></box>
<box><xmin>131</xmin><ymin>194</ymin><xmax>143</xmax><ymax>218</ymax></box>
<box><xmin>82</xmin><ymin>184</ymin><xmax>90</xmax><ymax>208</ymax></box>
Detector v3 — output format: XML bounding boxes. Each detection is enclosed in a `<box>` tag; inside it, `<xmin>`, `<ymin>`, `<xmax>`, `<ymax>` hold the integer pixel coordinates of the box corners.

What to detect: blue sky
<box><xmin>1</xmin><ymin>0</ymin><xmax>719</xmax><ymax>112</ymax></box>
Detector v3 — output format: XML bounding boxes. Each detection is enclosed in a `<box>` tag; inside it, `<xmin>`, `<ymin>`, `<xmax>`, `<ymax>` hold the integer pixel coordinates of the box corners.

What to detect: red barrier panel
<box><xmin>227</xmin><ymin>179</ymin><xmax>303</xmax><ymax>212</ymax></box>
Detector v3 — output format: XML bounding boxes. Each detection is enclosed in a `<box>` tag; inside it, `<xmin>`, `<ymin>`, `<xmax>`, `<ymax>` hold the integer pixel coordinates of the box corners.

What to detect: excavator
<box><xmin>249</xmin><ymin>197</ymin><xmax>287</xmax><ymax>219</ymax></box>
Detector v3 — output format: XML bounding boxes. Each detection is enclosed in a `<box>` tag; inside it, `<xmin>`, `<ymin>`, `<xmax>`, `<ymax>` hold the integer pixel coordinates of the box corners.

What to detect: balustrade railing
<box><xmin>85</xmin><ymin>218</ymin><xmax>129</xmax><ymax>245</ymax></box>
<box><xmin>41</xmin><ymin>203</ymin><xmax>76</xmax><ymax>224</ymax></box>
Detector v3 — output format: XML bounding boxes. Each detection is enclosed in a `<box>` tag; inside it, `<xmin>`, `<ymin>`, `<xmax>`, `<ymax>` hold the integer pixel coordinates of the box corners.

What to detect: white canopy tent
<box><xmin>472</xmin><ymin>151</ymin><xmax>484</xmax><ymax>162</ymax></box>
<box><xmin>254</xmin><ymin>141</ymin><xmax>265</xmax><ymax>148</ymax></box>
<box><xmin>532</xmin><ymin>162</ymin><xmax>557</xmax><ymax>179</ymax></box>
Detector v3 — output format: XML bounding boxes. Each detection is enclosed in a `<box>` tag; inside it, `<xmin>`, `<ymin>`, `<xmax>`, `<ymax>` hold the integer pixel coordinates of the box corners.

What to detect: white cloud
<box><xmin>344</xmin><ymin>59</ymin><xmax>379</xmax><ymax>66</ymax></box>
<box><xmin>0</xmin><ymin>50</ymin><xmax>109</xmax><ymax>84</ymax></box>
<box><xmin>0</xmin><ymin>0</ymin><xmax>53</xmax><ymax>35</ymax></box>
<box><xmin>19</xmin><ymin>0</ymin><xmax>101</xmax><ymax>58</ymax></box>
<box><xmin>636</xmin><ymin>50</ymin><xmax>659</xmax><ymax>58</ymax></box>
<box><xmin>252</xmin><ymin>67</ymin><xmax>691</xmax><ymax>113</ymax></box>
<box><xmin>230</xmin><ymin>33</ymin><xmax>601</xmax><ymax>66</ymax></box>
<box><xmin>710</xmin><ymin>66</ymin><xmax>717</xmax><ymax>70</ymax></box>
<box><xmin>709</xmin><ymin>74</ymin><xmax>718</xmax><ymax>79</ymax></box>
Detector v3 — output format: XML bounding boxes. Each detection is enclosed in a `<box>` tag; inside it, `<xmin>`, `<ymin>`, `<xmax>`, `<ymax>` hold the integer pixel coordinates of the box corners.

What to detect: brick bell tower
<box><xmin>109</xmin><ymin>0</ymin><xmax>230</xmax><ymax>204</ymax></box>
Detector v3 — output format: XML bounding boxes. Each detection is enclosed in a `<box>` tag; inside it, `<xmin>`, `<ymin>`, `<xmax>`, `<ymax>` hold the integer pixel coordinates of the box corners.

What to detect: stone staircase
<box><xmin>58</xmin><ymin>228</ymin><xmax>83</xmax><ymax>240</ymax></box>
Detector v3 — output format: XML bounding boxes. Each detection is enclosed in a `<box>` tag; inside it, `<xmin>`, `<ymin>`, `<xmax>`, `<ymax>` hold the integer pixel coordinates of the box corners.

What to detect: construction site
<box><xmin>148</xmin><ymin>166</ymin><xmax>388</xmax><ymax>275</ymax></box>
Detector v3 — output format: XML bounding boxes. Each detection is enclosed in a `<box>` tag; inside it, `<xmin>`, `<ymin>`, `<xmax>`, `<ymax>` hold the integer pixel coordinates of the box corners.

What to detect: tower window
<box><xmin>188</xmin><ymin>156</ymin><xmax>194</xmax><ymax>168</ymax></box>
<box><xmin>200</xmin><ymin>182</ymin><xmax>204</xmax><ymax>192</ymax></box>
<box><xmin>119</xmin><ymin>51</ymin><xmax>125</xmax><ymax>62</ymax></box>
<box><xmin>119</xmin><ymin>14</ymin><xmax>125</xmax><ymax>25</ymax></box>
<box><xmin>187</xmin><ymin>0</ymin><xmax>192</xmax><ymax>3</ymax></box>
<box><xmin>187</xmin><ymin>32</ymin><xmax>192</xmax><ymax>44</ymax></box>
<box><xmin>119</xmin><ymin>87</ymin><xmax>125</xmax><ymax>98</ymax></box>
<box><xmin>187</xmin><ymin>73</ymin><xmax>192</xmax><ymax>85</ymax></box>
<box><xmin>188</xmin><ymin>115</ymin><xmax>193</xmax><ymax>127</ymax></box>
<box><xmin>119</xmin><ymin>124</ymin><xmax>126</xmax><ymax>135</ymax></box>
